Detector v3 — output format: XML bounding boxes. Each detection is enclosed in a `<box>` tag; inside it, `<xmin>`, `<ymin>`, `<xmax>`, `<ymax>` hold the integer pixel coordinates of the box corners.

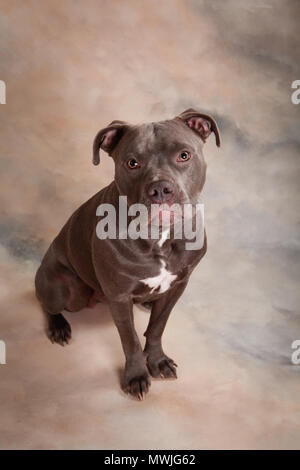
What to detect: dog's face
<box><xmin>93</xmin><ymin>109</ymin><xmax>220</xmax><ymax>214</ymax></box>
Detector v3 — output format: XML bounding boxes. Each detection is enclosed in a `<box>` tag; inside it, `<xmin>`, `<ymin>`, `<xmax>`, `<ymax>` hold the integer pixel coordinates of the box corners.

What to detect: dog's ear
<box><xmin>93</xmin><ymin>120</ymin><xmax>130</xmax><ymax>165</ymax></box>
<box><xmin>176</xmin><ymin>108</ymin><xmax>221</xmax><ymax>147</ymax></box>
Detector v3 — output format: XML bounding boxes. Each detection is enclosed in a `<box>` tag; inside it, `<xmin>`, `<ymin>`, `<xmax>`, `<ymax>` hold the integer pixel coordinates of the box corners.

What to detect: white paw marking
<box><xmin>140</xmin><ymin>260</ymin><xmax>177</xmax><ymax>294</ymax></box>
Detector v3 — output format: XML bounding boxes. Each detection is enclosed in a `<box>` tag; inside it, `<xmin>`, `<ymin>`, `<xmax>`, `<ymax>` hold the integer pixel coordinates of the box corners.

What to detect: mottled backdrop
<box><xmin>0</xmin><ymin>0</ymin><xmax>299</xmax><ymax>449</ymax></box>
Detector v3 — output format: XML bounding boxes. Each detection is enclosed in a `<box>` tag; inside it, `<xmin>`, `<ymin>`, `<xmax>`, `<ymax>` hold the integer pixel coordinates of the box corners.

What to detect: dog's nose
<box><xmin>147</xmin><ymin>180</ymin><xmax>174</xmax><ymax>204</ymax></box>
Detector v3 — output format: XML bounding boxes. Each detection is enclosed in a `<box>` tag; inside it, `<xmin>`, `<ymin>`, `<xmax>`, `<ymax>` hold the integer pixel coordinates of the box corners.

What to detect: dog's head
<box><xmin>93</xmin><ymin>109</ymin><xmax>220</xmax><ymax>215</ymax></box>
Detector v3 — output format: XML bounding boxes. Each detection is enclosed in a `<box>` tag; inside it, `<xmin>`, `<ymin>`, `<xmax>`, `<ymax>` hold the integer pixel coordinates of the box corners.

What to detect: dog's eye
<box><xmin>127</xmin><ymin>158</ymin><xmax>141</xmax><ymax>169</ymax></box>
<box><xmin>177</xmin><ymin>151</ymin><xmax>191</xmax><ymax>162</ymax></box>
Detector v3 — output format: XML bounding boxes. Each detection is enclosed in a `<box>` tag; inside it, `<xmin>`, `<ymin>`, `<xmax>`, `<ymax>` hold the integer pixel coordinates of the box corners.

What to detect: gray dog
<box><xmin>35</xmin><ymin>108</ymin><xmax>220</xmax><ymax>399</ymax></box>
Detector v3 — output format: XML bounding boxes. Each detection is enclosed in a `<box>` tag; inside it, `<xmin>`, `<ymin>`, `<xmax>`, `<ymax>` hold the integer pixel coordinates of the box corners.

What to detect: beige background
<box><xmin>0</xmin><ymin>0</ymin><xmax>300</xmax><ymax>449</ymax></box>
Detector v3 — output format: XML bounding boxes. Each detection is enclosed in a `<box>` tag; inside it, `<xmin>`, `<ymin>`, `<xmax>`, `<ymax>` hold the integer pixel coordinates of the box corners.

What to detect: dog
<box><xmin>35</xmin><ymin>108</ymin><xmax>220</xmax><ymax>399</ymax></box>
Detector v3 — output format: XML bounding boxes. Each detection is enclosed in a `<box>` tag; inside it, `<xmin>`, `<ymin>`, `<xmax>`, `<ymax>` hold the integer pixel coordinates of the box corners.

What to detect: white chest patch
<box><xmin>157</xmin><ymin>229</ymin><xmax>170</xmax><ymax>248</ymax></box>
<box><xmin>140</xmin><ymin>260</ymin><xmax>177</xmax><ymax>294</ymax></box>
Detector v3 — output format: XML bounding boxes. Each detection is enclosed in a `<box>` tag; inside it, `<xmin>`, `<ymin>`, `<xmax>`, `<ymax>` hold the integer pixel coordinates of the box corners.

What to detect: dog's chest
<box><xmin>140</xmin><ymin>259</ymin><xmax>177</xmax><ymax>294</ymax></box>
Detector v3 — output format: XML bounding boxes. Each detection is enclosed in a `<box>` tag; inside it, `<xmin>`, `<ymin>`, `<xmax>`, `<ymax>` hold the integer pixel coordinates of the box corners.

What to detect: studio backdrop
<box><xmin>0</xmin><ymin>0</ymin><xmax>299</xmax><ymax>450</ymax></box>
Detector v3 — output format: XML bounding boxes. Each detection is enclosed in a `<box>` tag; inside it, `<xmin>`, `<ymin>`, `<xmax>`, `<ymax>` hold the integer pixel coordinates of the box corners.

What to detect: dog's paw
<box><xmin>123</xmin><ymin>368</ymin><xmax>151</xmax><ymax>400</ymax></box>
<box><xmin>147</xmin><ymin>354</ymin><xmax>178</xmax><ymax>379</ymax></box>
<box><xmin>47</xmin><ymin>314</ymin><xmax>72</xmax><ymax>346</ymax></box>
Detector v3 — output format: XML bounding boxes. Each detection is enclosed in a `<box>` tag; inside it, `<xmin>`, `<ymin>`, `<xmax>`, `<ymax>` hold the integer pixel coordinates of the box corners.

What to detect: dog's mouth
<box><xmin>148</xmin><ymin>203</ymin><xmax>182</xmax><ymax>227</ymax></box>
<box><xmin>130</xmin><ymin>184</ymin><xmax>193</xmax><ymax>228</ymax></box>
<box><xmin>127</xmin><ymin>200</ymin><xmax>184</xmax><ymax>228</ymax></box>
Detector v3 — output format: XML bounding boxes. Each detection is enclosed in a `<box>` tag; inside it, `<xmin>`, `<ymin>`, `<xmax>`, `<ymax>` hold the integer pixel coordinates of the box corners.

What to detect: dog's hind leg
<box><xmin>35</xmin><ymin>254</ymin><xmax>92</xmax><ymax>346</ymax></box>
<box><xmin>35</xmin><ymin>265</ymin><xmax>72</xmax><ymax>346</ymax></box>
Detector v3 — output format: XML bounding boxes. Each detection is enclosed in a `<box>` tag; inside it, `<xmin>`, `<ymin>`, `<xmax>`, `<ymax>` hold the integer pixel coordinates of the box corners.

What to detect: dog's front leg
<box><xmin>144</xmin><ymin>281</ymin><xmax>188</xmax><ymax>379</ymax></box>
<box><xmin>109</xmin><ymin>299</ymin><xmax>151</xmax><ymax>399</ymax></box>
